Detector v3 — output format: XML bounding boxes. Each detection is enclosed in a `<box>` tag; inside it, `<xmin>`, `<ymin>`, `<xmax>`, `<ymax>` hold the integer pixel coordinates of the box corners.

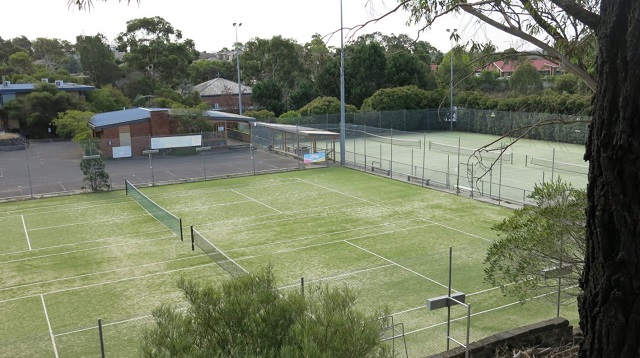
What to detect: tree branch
<box><xmin>547</xmin><ymin>0</ymin><xmax>600</xmax><ymax>30</ymax></box>
<box><xmin>460</xmin><ymin>4</ymin><xmax>596</xmax><ymax>91</ymax></box>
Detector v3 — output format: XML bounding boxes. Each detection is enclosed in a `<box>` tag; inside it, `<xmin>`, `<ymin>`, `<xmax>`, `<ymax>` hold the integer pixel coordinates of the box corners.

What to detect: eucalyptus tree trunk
<box><xmin>580</xmin><ymin>1</ymin><xmax>640</xmax><ymax>357</ymax></box>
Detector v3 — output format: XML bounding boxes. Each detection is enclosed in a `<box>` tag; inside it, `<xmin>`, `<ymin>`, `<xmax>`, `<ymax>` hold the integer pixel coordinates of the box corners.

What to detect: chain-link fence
<box><xmin>1</xmin><ymin>108</ymin><xmax>588</xmax><ymax>205</ymax></box>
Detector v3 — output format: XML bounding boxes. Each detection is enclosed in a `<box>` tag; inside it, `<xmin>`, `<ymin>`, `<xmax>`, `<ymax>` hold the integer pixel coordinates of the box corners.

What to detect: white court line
<box><xmin>28</xmin><ymin>212</ymin><xmax>150</xmax><ymax>232</ymax></box>
<box><xmin>21</xmin><ymin>215</ymin><xmax>32</xmax><ymax>250</ymax></box>
<box><xmin>278</xmin><ymin>263</ymin><xmax>396</xmax><ymax>289</ymax></box>
<box><xmin>344</xmin><ymin>241</ymin><xmax>450</xmax><ymax>290</ymax></box>
<box><xmin>0</xmin><ymin>236</ymin><xmax>172</xmax><ymax>265</ymax></box>
<box><xmin>419</xmin><ymin>218</ymin><xmax>492</xmax><ymax>243</ymax></box>
<box><xmin>230</xmin><ymin>189</ymin><xmax>283</xmax><ymax>214</ymax></box>
<box><xmin>0</xmin><ymin>263</ymin><xmax>213</xmax><ymax>305</ymax></box>
<box><xmin>40</xmin><ymin>295</ymin><xmax>59</xmax><ymax>358</ymax></box>
<box><xmin>0</xmin><ymin>254</ymin><xmax>207</xmax><ymax>293</ymax></box>
<box><xmin>295</xmin><ymin>178</ymin><xmax>380</xmax><ymax>206</ymax></box>
<box><xmin>0</xmin><ymin>197</ymin><xmax>132</xmax><ymax>217</ymax></box>
<box><xmin>226</xmin><ymin>219</ymin><xmax>419</xmax><ymax>253</ymax></box>
<box><xmin>0</xmin><ymin>227</ymin><xmax>174</xmax><ymax>257</ymax></box>
<box><xmin>236</xmin><ymin>222</ymin><xmax>434</xmax><ymax>260</ymax></box>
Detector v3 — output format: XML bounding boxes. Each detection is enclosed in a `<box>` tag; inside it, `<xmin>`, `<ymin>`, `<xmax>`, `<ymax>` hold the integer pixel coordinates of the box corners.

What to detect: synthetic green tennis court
<box><xmin>0</xmin><ymin>167</ymin><xmax>578</xmax><ymax>357</ymax></box>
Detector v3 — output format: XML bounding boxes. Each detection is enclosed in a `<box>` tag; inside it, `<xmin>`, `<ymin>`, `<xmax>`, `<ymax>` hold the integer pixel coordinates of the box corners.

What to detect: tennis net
<box><xmin>190</xmin><ymin>226</ymin><xmax>249</xmax><ymax>277</ymax></box>
<box><xmin>125</xmin><ymin>180</ymin><xmax>183</xmax><ymax>240</ymax></box>
<box><xmin>428</xmin><ymin>141</ymin><xmax>513</xmax><ymax>162</ymax></box>
<box><xmin>527</xmin><ymin>157</ymin><xmax>588</xmax><ymax>175</ymax></box>
<box><xmin>366</xmin><ymin>132</ymin><xmax>422</xmax><ymax>148</ymax></box>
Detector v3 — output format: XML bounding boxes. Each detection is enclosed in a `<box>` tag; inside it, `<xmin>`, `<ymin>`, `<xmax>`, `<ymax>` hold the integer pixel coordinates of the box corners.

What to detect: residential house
<box><xmin>0</xmin><ymin>79</ymin><xmax>95</xmax><ymax>132</ymax></box>
<box><xmin>193</xmin><ymin>77</ymin><xmax>253</xmax><ymax>113</ymax></box>
<box><xmin>477</xmin><ymin>58</ymin><xmax>563</xmax><ymax>78</ymax></box>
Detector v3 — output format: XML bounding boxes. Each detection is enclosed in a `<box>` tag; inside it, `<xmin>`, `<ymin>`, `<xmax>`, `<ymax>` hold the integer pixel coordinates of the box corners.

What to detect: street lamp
<box><xmin>446</xmin><ymin>28</ymin><xmax>457</xmax><ymax>131</ymax></box>
<box><xmin>233</xmin><ymin>22</ymin><xmax>243</xmax><ymax>115</ymax></box>
<box><xmin>339</xmin><ymin>0</ymin><xmax>346</xmax><ymax>165</ymax></box>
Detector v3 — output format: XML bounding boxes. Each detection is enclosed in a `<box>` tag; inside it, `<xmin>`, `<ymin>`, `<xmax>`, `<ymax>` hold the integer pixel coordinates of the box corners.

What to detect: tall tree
<box><xmin>345</xmin><ymin>38</ymin><xmax>387</xmax><ymax>108</ymax></box>
<box><xmin>395</xmin><ymin>0</ymin><xmax>638</xmax><ymax>356</ymax></box>
<box><xmin>116</xmin><ymin>16</ymin><xmax>199</xmax><ymax>87</ymax></box>
<box><xmin>76</xmin><ymin>34</ymin><xmax>120</xmax><ymax>86</ymax></box>
<box><xmin>8</xmin><ymin>51</ymin><xmax>34</xmax><ymax>75</ymax></box>
<box><xmin>580</xmin><ymin>1</ymin><xmax>640</xmax><ymax>356</ymax></box>
<box><xmin>385</xmin><ymin>51</ymin><xmax>435</xmax><ymax>90</ymax></box>
<box><xmin>31</xmin><ymin>38</ymin><xmax>68</xmax><ymax>71</ymax></box>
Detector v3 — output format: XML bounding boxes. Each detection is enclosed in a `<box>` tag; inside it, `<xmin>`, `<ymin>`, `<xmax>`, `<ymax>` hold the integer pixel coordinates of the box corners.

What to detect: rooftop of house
<box><xmin>0</xmin><ymin>80</ymin><xmax>95</xmax><ymax>94</ymax></box>
<box><xmin>89</xmin><ymin>108</ymin><xmax>256</xmax><ymax>130</ymax></box>
<box><xmin>193</xmin><ymin>77</ymin><xmax>252</xmax><ymax>97</ymax></box>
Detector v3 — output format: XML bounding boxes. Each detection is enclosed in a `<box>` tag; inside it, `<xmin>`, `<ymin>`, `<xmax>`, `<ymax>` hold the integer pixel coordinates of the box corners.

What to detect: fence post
<box><xmin>98</xmin><ymin>319</ymin><xmax>105</xmax><ymax>358</ymax></box>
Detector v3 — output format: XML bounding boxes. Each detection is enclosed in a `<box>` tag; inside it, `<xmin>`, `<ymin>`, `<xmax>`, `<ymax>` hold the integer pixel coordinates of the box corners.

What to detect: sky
<box><xmin>3</xmin><ymin>0</ymin><xmax>523</xmax><ymax>54</ymax></box>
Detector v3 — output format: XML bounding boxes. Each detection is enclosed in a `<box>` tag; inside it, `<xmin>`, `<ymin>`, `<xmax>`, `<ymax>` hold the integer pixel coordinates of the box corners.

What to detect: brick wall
<box><xmin>149</xmin><ymin>111</ymin><xmax>170</xmax><ymax>136</ymax></box>
<box><xmin>426</xmin><ymin>317</ymin><xmax>574</xmax><ymax>358</ymax></box>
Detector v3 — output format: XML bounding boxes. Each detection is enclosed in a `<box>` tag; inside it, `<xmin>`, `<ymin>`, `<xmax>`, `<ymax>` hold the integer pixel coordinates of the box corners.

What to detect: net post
<box><xmin>179</xmin><ymin>219</ymin><xmax>183</xmax><ymax>241</ymax></box>
<box><xmin>301</xmin><ymin>277</ymin><xmax>304</xmax><ymax>296</ymax></box>
<box><xmin>125</xmin><ymin>179</ymin><xmax>128</xmax><ymax>196</ymax></box>
<box><xmin>190</xmin><ymin>226</ymin><xmax>195</xmax><ymax>251</ymax></box>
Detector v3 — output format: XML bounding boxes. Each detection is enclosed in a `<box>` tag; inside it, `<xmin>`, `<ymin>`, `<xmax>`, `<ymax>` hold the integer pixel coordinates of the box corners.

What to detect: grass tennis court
<box><xmin>0</xmin><ymin>167</ymin><xmax>578</xmax><ymax>357</ymax></box>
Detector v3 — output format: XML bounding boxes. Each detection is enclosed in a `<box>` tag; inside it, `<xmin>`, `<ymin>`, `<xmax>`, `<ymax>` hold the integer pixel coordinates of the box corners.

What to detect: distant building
<box><xmin>193</xmin><ymin>77</ymin><xmax>253</xmax><ymax>113</ymax></box>
<box><xmin>0</xmin><ymin>79</ymin><xmax>95</xmax><ymax>132</ymax></box>
<box><xmin>476</xmin><ymin>58</ymin><xmax>563</xmax><ymax>78</ymax></box>
<box><xmin>88</xmin><ymin>107</ymin><xmax>255</xmax><ymax>158</ymax></box>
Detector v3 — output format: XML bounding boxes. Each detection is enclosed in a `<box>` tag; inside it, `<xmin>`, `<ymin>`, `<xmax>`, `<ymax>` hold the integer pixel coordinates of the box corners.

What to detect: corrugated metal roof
<box><xmin>0</xmin><ymin>82</ymin><xmax>95</xmax><ymax>94</ymax></box>
<box><xmin>255</xmin><ymin>122</ymin><xmax>339</xmax><ymax>137</ymax></box>
<box><xmin>89</xmin><ymin>108</ymin><xmax>165</xmax><ymax>129</ymax></box>
<box><xmin>193</xmin><ymin>78</ymin><xmax>252</xmax><ymax>96</ymax></box>
<box><xmin>90</xmin><ymin>108</ymin><xmax>254</xmax><ymax>130</ymax></box>
<box><xmin>203</xmin><ymin>110</ymin><xmax>256</xmax><ymax>121</ymax></box>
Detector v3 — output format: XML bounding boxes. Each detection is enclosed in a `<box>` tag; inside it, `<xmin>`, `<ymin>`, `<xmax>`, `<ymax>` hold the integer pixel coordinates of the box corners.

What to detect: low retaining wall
<box><xmin>0</xmin><ymin>136</ymin><xmax>28</xmax><ymax>151</ymax></box>
<box><xmin>426</xmin><ymin>317</ymin><xmax>574</xmax><ymax>358</ymax></box>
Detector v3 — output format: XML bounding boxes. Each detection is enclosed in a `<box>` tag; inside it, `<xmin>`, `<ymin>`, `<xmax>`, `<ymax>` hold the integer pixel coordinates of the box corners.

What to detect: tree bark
<box><xmin>580</xmin><ymin>1</ymin><xmax>640</xmax><ymax>357</ymax></box>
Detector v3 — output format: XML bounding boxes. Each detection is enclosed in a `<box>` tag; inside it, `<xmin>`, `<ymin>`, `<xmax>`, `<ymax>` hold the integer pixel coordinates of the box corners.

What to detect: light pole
<box><xmin>233</xmin><ymin>23</ymin><xmax>243</xmax><ymax>115</ymax></box>
<box><xmin>339</xmin><ymin>0</ymin><xmax>346</xmax><ymax>165</ymax></box>
<box><xmin>446</xmin><ymin>28</ymin><xmax>457</xmax><ymax>131</ymax></box>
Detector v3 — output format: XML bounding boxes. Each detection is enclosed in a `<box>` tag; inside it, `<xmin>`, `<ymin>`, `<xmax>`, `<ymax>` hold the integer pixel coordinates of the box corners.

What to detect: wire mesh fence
<box><xmin>1</xmin><ymin>108</ymin><xmax>588</xmax><ymax>206</ymax></box>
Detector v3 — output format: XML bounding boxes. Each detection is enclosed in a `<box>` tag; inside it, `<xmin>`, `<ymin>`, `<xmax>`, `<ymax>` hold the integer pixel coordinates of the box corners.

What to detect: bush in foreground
<box><xmin>141</xmin><ymin>266</ymin><xmax>390</xmax><ymax>357</ymax></box>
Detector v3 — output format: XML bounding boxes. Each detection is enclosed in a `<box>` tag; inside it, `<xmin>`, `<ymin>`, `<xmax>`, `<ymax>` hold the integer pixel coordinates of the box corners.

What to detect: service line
<box><xmin>21</xmin><ymin>215</ymin><xmax>32</xmax><ymax>250</ymax></box>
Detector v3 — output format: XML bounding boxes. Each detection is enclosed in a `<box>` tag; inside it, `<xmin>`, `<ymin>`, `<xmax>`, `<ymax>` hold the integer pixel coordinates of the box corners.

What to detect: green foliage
<box><xmin>4</xmin><ymin>83</ymin><xmax>83</xmax><ymax>138</ymax></box>
<box><xmin>385</xmin><ymin>51</ymin><xmax>435</xmax><ymax>90</ymax></box>
<box><xmin>299</xmin><ymin>97</ymin><xmax>357</xmax><ymax>116</ymax></box>
<box><xmin>436</xmin><ymin>47</ymin><xmax>474</xmax><ymax>91</ymax></box>
<box><xmin>252</xmin><ymin>79</ymin><xmax>285</xmax><ymax>116</ymax></box>
<box><xmin>361</xmin><ymin>86</ymin><xmax>442</xmax><ymax>111</ymax></box>
<box><xmin>244</xmin><ymin>109</ymin><xmax>276</xmax><ymax>120</ymax></box>
<box><xmin>472</xmin><ymin>71</ymin><xmax>505</xmax><ymax>92</ymax></box>
<box><xmin>552</xmin><ymin>74</ymin><xmax>581</xmax><ymax>94</ymax></box>
<box><xmin>141</xmin><ymin>266</ymin><xmax>389</xmax><ymax>358</ymax></box>
<box><xmin>79</xmin><ymin>141</ymin><xmax>110</xmax><ymax>192</ymax></box>
<box><xmin>277</xmin><ymin>110</ymin><xmax>302</xmax><ymax>124</ymax></box>
<box><xmin>170</xmin><ymin>109</ymin><xmax>214</xmax><ymax>133</ymax></box>
<box><xmin>188</xmin><ymin>59</ymin><xmax>234</xmax><ymax>84</ymax></box>
<box><xmin>510</xmin><ymin>62</ymin><xmax>543</xmax><ymax>95</ymax></box>
<box><xmin>345</xmin><ymin>40</ymin><xmax>387</xmax><ymax>107</ymax></box>
<box><xmin>116</xmin><ymin>17</ymin><xmax>199</xmax><ymax>87</ymax></box>
<box><xmin>484</xmin><ymin>179</ymin><xmax>586</xmax><ymax>301</ymax></box>
<box><xmin>76</xmin><ymin>34</ymin><xmax>120</xmax><ymax>86</ymax></box>
<box><xmin>86</xmin><ymin>85</ymin><xmax>131</xmax><ymax>112</ymax></box>
<box><xmin>53</xmin><ymin>110</ymin><xmax>94</xmax><ymax>140</ymax></box>
<box><xmin>8</xmin><ymin>51</ymin><xmax>33</xmax><ymax>74</ymax></box>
